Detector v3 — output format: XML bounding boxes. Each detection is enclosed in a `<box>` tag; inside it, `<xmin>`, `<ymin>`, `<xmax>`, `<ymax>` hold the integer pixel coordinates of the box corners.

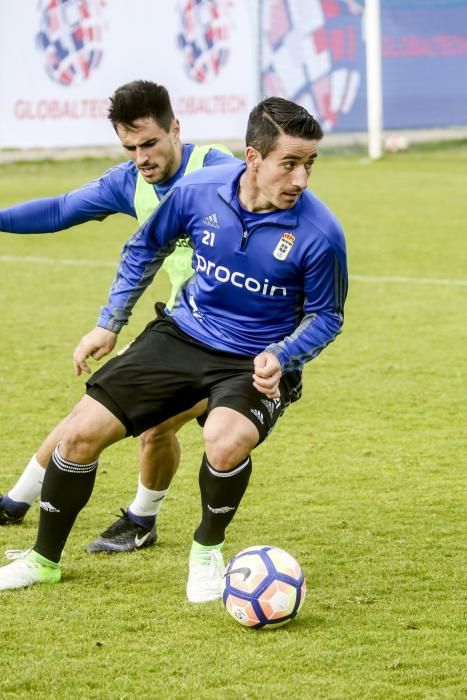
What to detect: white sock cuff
<box><xmin>205</xmin><ymin>456</ymin><xmax>251</xmax><ymax>478</ymax></box>
<box><xmin>129</xmin><ymin>477</ymin><xmax>169</xmax><ymax>517</ymax></box>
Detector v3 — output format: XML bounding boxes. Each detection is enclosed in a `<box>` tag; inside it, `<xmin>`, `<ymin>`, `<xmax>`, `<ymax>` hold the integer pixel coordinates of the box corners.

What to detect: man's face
<box><xmin>116</xmin><ymin>117</ymin><xmax>181</xmax><ymax>184</ymax></box>
<box><xmin>246</xmin><ymin>133</ymin><xmax>319</xmax><ymax>211</ymax></box>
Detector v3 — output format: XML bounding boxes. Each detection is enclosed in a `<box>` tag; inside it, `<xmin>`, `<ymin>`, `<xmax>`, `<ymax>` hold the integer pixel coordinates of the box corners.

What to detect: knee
<box><xmin>58</xmin><ymin>402</ymin><xmax>105</xmax><ymax>462</ymax></box>
<box><xmin>203</xmin><ymin>425</ymin><xmax>246</xmax><ymax>471</ymax></box>
<box><xmin>203</xmin><ymin>408</ymin><xmax>259</xmax><ymax>471</ymax></box>
<box><xmin>59</xmin><ymin>424</ymin><xmax>98</xmax><ymax>463</ymax></box>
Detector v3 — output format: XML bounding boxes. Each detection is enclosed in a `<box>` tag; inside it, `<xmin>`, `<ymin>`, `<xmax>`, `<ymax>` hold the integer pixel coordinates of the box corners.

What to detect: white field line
<box><xmin>0</xmin><ymin>254</ymin><xmax>116</xmax><ymax>269</ymax></box>
<box><xmin>350</xmin><ymin>273</ymin><xmax>467</xmax><ymax>287</ymax></box>
<box><xmin>0</xmin><ymin>254</ymin><xmax>467</xmax><ymax>287</ymax></box>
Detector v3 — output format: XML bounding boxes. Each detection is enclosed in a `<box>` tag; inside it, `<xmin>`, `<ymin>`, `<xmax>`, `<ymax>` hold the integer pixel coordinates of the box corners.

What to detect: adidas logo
<box><xmin>250</xmin><ymin>408</ymin><xmax>264</xmax><ymax>425</ymax></box>
<box><xmin>202</xmin><ymin>213</ymin><xmax>220</xmax><ymax>228</ymax></box>
<box><xmin>261</xmin><ymin>399</ymin><xmax>275</xmax><ymax>418</ymax></box>
<box><xmin>207</xmin><ymin>504</ymin><xmax>235</xmax><ymax>514</ymax></box>
<box><xmin>40</xmin><ymin>501</ymin><xmax>60</xmax><ymax>513</ymax></box>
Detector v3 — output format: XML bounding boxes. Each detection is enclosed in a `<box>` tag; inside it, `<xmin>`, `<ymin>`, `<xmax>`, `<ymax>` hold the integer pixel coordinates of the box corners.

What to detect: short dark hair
<box><xmin>108</xmin><ymin>80</ymin><xmax>175</xmax><ymax>132</ymax></box>
<box><xmin>246</xmin><ymin>97</ymin><xmax>323</xmax><ymax>157</ymax></box>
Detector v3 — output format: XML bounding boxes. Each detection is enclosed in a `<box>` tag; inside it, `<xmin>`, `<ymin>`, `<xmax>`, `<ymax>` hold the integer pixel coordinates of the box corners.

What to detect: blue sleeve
<box><xmin>0</xmin><ymin>164</ymin><xmax>136</xmax><ymax>234</ymax></box>
<box><xmin>266</xmin><ymin>243</ymin><xmax>348</xmax><ymax>371</ymax></box>
<box><xmin>97</xmin><ymin>187</ymin><xmax>186</xmax><ymax>332</ymax></box>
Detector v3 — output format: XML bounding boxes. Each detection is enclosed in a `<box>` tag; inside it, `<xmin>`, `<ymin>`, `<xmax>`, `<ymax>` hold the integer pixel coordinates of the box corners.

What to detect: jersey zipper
<box><xmin>217</xmin><ymin>192</ymin><xmax>298</xmax><ymax>252</ymax></box>
<box><xmin>217</xmin><ymin>192</ymin><xmax>249</xmax><ymax>251</ymax></box>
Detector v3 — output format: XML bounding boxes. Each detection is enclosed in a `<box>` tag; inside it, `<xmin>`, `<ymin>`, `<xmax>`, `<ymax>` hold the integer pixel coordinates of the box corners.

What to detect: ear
<box><xmin>245</xmin><ymin>145</ymin><xmax>260</xmax><ymax>171</ymax></box>
<box><xmin>171</xmin><ymin>118</ymin><xmax>181</xmax><ymax>140</ymax></box>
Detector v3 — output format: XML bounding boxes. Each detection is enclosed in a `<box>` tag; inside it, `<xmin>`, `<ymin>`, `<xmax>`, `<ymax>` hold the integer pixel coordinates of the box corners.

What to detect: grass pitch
<box><xmin>0</xmin><ymin>145</ymin><xmax>466</xmax><ymax>699</ymax></box>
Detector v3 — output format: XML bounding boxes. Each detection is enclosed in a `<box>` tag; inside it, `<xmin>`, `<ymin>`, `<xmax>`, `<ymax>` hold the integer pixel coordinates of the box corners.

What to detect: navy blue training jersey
<box><xmin>98</xmin><ymin>162</ymin><xmax>348</xmax><ymax>372</ymax></box>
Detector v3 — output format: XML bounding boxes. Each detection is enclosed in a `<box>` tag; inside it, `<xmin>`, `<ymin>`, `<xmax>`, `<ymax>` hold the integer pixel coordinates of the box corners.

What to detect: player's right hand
<box><xmin>253</xmin><ymin>351</ymin><xmax>282</xmax><ymax>398</ymax></box>
<box><xmin>72</xmin><ymin>327</ymin><xmax>118</xmax><ymax>376</ymax></box>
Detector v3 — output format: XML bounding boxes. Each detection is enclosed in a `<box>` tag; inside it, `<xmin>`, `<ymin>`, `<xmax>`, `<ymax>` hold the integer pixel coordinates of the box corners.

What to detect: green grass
<box><xmin>0</xmin><ymin>148</ymin><xmax>466</xmax><ymax>699</ymax></box>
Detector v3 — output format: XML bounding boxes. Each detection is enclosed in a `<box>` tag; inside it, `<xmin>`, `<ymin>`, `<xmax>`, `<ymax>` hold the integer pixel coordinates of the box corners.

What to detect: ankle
<box><xmin>127</xmin><ymin>509</ymin><xmax>155</xmax><ymax>530</ymax></box>
<box><xmin>190</xmin><ymin>540</ymin><xmax>224</xmax><ymax>561</ymax></box>
<box><xmin>30</xmin><ymin>550</ymin><xmax>60</xmax><ymax>568</ymax></box>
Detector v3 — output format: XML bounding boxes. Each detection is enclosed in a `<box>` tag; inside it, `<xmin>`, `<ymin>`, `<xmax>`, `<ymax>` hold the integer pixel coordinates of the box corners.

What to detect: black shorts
<box><xmin>86</xmin><ymin>315</ymin><xmax>297</xmax><ymax>443</ymax></box>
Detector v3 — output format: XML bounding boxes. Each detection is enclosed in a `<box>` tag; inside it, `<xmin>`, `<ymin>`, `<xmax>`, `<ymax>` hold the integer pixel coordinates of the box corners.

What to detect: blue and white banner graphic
<box><xmin>261</xmin><ymin>0</ymin><xmax>467</xmax><ymax>132</ymax></box>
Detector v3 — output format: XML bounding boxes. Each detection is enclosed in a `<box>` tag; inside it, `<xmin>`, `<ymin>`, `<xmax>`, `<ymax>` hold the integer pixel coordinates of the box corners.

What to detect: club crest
<box><xmin>273</xmin><ymin>232</ymin><xmax>295</xmax><ymax>261</ymax></box>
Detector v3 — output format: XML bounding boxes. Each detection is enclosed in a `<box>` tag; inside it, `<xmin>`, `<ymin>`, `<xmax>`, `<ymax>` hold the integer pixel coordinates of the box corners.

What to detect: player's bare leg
<box><xmin>1</xmin><ymin>398</ymin><xmax>207</xmax><ymax>540</ymax></box>
<box><xmin>85</xmin><ymin>399</ymin><xmax>209</xmax><ymax>554</ymax></box>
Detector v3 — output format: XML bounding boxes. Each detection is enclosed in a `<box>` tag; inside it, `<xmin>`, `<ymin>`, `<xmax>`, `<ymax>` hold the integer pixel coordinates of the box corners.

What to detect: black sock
<box><xmin>194</xmin><ymin>453</ymin><xmax>252</xmax><ymax>546</ymax></box>
<box><xmin>34</xmin><ymin>446</ymin><xmax>98</xmax><ymax>563</ymax></box>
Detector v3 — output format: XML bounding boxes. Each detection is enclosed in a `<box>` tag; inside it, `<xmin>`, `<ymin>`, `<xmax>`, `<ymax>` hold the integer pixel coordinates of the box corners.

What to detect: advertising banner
<box><xmin>0</xmin><ymin>0</ymin><xmax>258</xmax><ymax>148</ymax></box>
<box><xmin>260</xmin><ymin>0</ymin><xmax>467</xmax><ymax>132</ymax></box>
<box><xmin>0</xmin><ymin>1</ymin><xmax>466</xmax><ymax>147</ymax></box>
<box><xmin>381</xmin><ymin>0</ymin><xmax>467</xmax><ymax>130</ymax></box>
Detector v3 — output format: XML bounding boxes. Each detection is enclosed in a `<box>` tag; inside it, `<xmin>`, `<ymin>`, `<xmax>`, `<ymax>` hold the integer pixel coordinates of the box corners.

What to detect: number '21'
<box><xmin>202</xmin><ymin>230</ymin><xmax>216</xmax><ymax>247</ymax></box>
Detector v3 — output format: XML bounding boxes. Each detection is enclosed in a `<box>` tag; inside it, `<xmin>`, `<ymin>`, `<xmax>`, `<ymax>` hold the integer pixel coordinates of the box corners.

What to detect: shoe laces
<box><xmin>110</xmin><ymin>508</ymin><xmax>130</xmax><ymax>523</ymax></box>
<box><xmin>195</xmin><ymin>549</ymin><xmax>224</xmax><ymax>578</ymax></box>
<box><xmin>99</xmin><ymin>509</ymin><xmax>132</xmax><ymax>537</ymax></box>
<box><xmin>5</xmin><ymin>549</ymin><xmax>31</xmax><ymax>561</ymax></box>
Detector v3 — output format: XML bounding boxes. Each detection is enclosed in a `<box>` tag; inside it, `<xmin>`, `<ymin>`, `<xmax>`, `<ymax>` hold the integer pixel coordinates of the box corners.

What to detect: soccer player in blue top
<box><xmin>0</xmin><ymin>80</ymin><xmax>235</xmax><ymax>553</ymax></box>
<box><xmin>0</xmin><ymin>97</ymin><xmax>348</xmax><ymax>602</ymax></box>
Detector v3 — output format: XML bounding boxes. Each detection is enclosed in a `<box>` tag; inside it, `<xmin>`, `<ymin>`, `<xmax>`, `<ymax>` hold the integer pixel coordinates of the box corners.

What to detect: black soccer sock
<box><xmin>194</xmin><ymin>453</ymin><xmax>252</xmax><ymax>546</ymax></box>
<box><xmin>33</xmin><ymin>445</ymin><xmax>98</xmax><ymax>563</ymax></box>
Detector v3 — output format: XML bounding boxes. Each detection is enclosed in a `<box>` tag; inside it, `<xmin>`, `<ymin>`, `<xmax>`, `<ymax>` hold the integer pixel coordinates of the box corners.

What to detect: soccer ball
<box><xmin>222</xmin><ymin>545</ymin><xmax>306</xmax><ymax>629</ymax></box>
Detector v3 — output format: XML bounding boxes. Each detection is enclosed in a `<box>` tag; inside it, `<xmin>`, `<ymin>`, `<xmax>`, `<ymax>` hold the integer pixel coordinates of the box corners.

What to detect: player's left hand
<box><xmin>253</xmin><ymin>352</ymin><xmax>282</xmax><ymax>398</ymax></box>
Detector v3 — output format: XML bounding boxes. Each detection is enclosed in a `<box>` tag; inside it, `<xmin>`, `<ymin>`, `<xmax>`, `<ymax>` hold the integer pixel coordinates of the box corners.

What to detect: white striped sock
<box><xmin>53</xmin><ymin>445</ymin><xmax>98</xmax><ymax>474</ymax></box>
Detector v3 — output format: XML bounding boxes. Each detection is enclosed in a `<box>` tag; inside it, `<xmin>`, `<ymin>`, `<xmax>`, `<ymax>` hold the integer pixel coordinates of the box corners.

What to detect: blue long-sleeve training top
<box><xmin>98</xmin><ymin>161</ymin><xmax>348</xmax><ymax>372</ymax></box>
<box><xmin>0</xmin><ymin>144</ymin><xmax>234</xmax><ymax>232</ymax></box>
